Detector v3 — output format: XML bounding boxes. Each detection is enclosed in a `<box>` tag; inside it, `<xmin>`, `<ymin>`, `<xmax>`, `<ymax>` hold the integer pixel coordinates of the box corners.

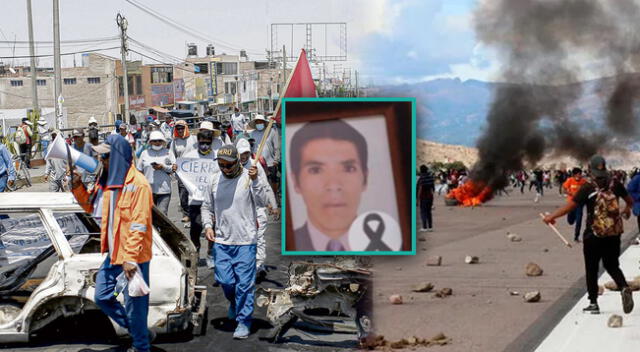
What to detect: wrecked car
<box><xmin>0</xmin><ymin>192</ymin><xmax>207</xmax><ymax>343</ymax></box>
<box><xmin>256</xmin><ymin>258</ymin><xmax>373</xmax><ymax>343</ymax></box>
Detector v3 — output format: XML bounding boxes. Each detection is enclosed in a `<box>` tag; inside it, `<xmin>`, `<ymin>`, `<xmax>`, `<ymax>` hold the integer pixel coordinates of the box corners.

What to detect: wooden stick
<box><xmin>244</xmin><ymin>117</ymin><xmax>275</xmax><ymax>189</ymax></box>
<box><xmin>539</xmin><ymin>213</ymin><xmax>572</xmax><ymax>248</ymax></box>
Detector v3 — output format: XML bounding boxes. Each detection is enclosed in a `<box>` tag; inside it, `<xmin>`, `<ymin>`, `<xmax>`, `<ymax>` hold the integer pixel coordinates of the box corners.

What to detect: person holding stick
<box><xmin>543</xmin><ymin>155</ymin><xmax>634</xmax><ymax>315</ymax></box>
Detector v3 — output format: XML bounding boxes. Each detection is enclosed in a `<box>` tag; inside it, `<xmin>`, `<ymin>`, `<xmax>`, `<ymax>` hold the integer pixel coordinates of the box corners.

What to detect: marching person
<box><xmin>17</xmin><ymin>118</ymin><xmax>33</xmax><ymax>168</ymax></box>
<box><xmin>88</xmin><ymin>116</ymin><xmax>99</xmax><ymax>130</ymax></box>
<box><xmin>37</xmin><ymin>117</ymin><xmax>49</xmax><ymax>157</ymax></box>
<box><xmin>418</xmin><ymin>165</ymin><xmax>435</xmax><ymax>232</ymax></box>
<box><xmin>182</xmin><ymin>129</ymin><xmax>219</xmax><ymax>262</ymax></box>
<box><xmin>71</xmin><ymin>134</ymin><xmax>154</xmax><ymax>352</ymax></box>
<box><xmin>137</xmin><ymin>131</ymin><xmax>175</xmax><ymax>215</ymax></box>
<box><xmin>248</xmin><ymin>115</ymin><xmax>280</xmax><ymax>196</ymax></box>
<box><xmin>230</xmin><ymin>108</ymin><xmax>247</xmax><ymax>141</ymax></box>
<box><xmin>543</xmin><ymin>155</ymin><xmax>634</xmax><ymax>315</ymax></box>
<box><xmin>236</xmin><ymin>138</ymin><xmax>278</xmax><ymax>277</ymax></box>
<box><xmin>201</xmin><ymin>144</ymin><xmax>267</xmax><ymax>339</ymax></box>
<box><xmin>563</xmin><ymin>167</ymin><xmax>587</xmax><ymax>242</ymax></box>
<box><xmin>0</xmin><ymin>140</ymin><xmax>16</xmax><ymax>192</ymax></box>
<box><xmin>170</xmin><ymin>120</ymin><xmax>197</xmax><ymax>223</ymax></box>
<box><xmin>44</xmin><ymin>131</ymin><xmax>68</xmax><ymax>192</ymax></box>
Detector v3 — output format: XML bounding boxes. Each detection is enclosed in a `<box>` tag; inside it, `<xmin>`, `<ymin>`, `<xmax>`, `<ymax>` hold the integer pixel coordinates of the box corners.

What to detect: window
<box><xmin>118</xmin><ymin>77</ymin><xmax>124</xmax><ymax>96</ymax></box>
<box><xmin>151</xmin><ymin>67</ymin><xmax>173</xmax><ymax>83</ymax></box>
<box><xmin>127</xmin><ymin>75</ymin><xmax>134</xmax><ymax>95</ymax></box>
<box><xmin>87</xmin><ymin>77</ymin><xmax>101</xmax><ymax>84</ymax></box>
<box><xmin>53</xmin><ymin>212</ymin><xmax>100</xmax><ymax>254</ymax></box>
<box><xmin>135</xmin><ymin>75</ymin><xmax>142</xmax><ymax>95</ymax></box>
<box><xmin>224</xmin><ymin>82</ymin><xmax>237</xmax><ymax>95</ymax></box>
<box><xmin>243</xmin><ymin>81</ymin><xmax>246</xmax><ymax>92</ymax></box>
<box><xmin>63</xmin><ymin>78</ymin><xmax>76</xmax><ymax>85</ymax></box>
<box><xmin>194</xmin><ymin>63</ymin><xmax>208</xmax><ymax>74</ymax></box>
<box><xmin>10</xmin><ymin>80</ymin><xmax>23</xmax><ymax>87</ymax></box>
<box><xmin>36</xmin><ymin>79</ymin><xmax>46</xmax><ymax>86</ymax></box>
<box><xmin>214</xmin><ymin>62</ymin><xmax>238</xmax><ymax>75</ymax></box>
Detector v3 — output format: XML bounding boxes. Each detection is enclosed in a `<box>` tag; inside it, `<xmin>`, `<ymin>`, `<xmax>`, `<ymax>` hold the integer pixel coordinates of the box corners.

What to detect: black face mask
<box><xmin>594</xmin><ymin>176</ymin><xmax>610</xmax><ymax>189</ymax></box>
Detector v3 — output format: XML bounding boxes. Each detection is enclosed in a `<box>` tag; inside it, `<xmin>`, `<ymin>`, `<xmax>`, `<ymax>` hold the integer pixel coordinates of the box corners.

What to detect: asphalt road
<box><xmin>2</xmin><ymin>172</ymin><xmax>360</xmax><ymax>352</ymax></box>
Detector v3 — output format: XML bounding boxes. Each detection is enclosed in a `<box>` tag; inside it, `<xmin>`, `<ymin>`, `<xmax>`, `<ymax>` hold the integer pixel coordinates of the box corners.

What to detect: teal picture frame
<box><xmin>280</xmin><ymin>97</ymin><xmax>417</xmax><ymax>256</ymax></box>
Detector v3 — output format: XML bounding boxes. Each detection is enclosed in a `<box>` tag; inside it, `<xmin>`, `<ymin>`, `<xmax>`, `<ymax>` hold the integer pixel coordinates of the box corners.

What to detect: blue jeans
<box><xmin>41</xmin><ymin>140</ymin><xmax>50</xmax><ymax>155</ymax></box>
<box><xmin>0</xmin><ymin>174</ymin><xmax>7</xmax><ymax>192</ymax></box>
<box><xmin>95</xmin><ymin>256</ymin><xmax>150</xmax><ymax>352</ymax></box>
<box><xmin>214</xmin><ymin>243</ymin><xmax>256</xmax><ymax>325</ymax></box>
<box><xmin>567</xmin><ymin>205</ymin><xmax>584</xmax><ymax>240</ymax></box>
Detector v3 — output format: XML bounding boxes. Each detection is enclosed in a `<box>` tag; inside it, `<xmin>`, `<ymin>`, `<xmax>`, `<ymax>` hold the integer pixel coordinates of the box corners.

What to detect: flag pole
<box><xmin>245</xmin><ymin>49</ymin><xmax>306</xmax><ymax>189</ymax></box>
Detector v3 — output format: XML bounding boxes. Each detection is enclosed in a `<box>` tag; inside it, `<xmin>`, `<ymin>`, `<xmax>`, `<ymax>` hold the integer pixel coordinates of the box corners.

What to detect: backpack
<box><xmin>589</xmin><ymin>181</ymin><xmax>624</xmax><ymax>237</ymax></box>
<box><xmin>15</xmin><ymin>127</ymin><xmax>26</xmax><ymax>144</ymax></box>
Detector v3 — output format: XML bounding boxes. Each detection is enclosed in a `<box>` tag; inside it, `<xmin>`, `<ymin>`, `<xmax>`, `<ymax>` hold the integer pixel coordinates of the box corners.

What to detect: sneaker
<box><xmin>427</xmin><ymin>228</ymin><xmax>434</xmax><ymax>232</ymax></box>
<box><xmin>582</xmin><ymin>303</ymin><xmax>600</xmax><ymax>314</ymax></box>
<box><xmin>181</xmin><ymin>216</ymin><xmax>190</xmax><ymax>222</ymax></box>
<box><xmin>419</xmin><ymin>227</ymin><xmax>428</xmax><ymax>232</ymax></box>
<box><xmin>228</xmin><ymin>305</ymin><xmax>236</xmax><ymax>320</ymax></box>
<box><xmin>233</xmin><ymin>322</ymin><xmax>250</xmax><ymax>339</ymax></box>
<box><xmin>148</xmin><ymin>329</ymin><xmax>157</xmax><ymax>343</ymax></box>
<box><xmin>622</xmin><ymin>287</ymin><xmax>634</xmax><ymax>314</ymax></box>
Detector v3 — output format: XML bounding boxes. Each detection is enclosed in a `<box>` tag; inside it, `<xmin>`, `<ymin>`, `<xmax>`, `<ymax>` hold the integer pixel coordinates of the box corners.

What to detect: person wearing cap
<box><xmin>160</xmin><ymin>116</ymin><xmax>173</xmax><ymax>143</ymax></box>
<box><xmin>37</xmin><ymin>117</ymin><xmax>49</xmax><ymax>157</ymax></box>
<box><xmin>137</xmin><ymin>131</ymin><xmax>175</xmax><ymax>215</ymax></box>
<box><xmin>44</xmin><ymin>131</ymin><xmax>69</xmax><ymax>192</ymax></box>
<box><xmin>543</xmin><ymin>155</ymin><xmax>634</xmax><ymax>315</ymax></box>
<box><xmin>0</xmin><ymin>139</ymin><xmax>16</xmax><ymax>192</ymax></box>
<box><xmin>88</xmin><ymin>116</ymin><xmax>99</xmax><ymax>130</ymax></box>
<box><xmin>231</xmin><ymin>108</ymin><xmax>247</xmax><ymax>140</ymax></box>
<box><xmin>72</xmin><ymin>128</ymin><xmax>97</xmax><ymax>187</ymax></box>
<box><xmin>200</xmin><ymin>121</ymin><xmax>228</xmax><ymax>153</ymax></box>
<box><xmin>18</xmin><ymin>118</ymin><xmax>33</xmax><ymax>168</ymax></box>
<box><xmin>236</xmin><ymin>138</ymin><xmax>278</xmax><ymax>277</ymax></box>
<box><xmin>70</xmin><ymin>134</ymin><xmax>154</xmax><ymax>352</ymax></box>
<box><xmin>563</xmin><ymin>167</ymin><xmax>587</xmax><ymax>242</ymax></box>
<box><xmin>201</xmin><ymin>144</ymin><xmax>267</xmax><ymax>339</ymax></box>
<box><xmin>211</xmin><ymin>119</ymin><xmax>232</xmax><ymax>145</ymax></box>
<box><xmin>119</xmin><ymin>123</ymin><xmax>136</xmax><ymax>149</ymax></box>
<box><xmin>182</xmin><ymin>129</ymin><xmax>219</xmax><ymax>263</ymax></box>
<box><xmin>248</xmin><ymin>115</ymin><xmax>280</xmax><ymax>195</ymax></box>
<box><xmin>169</xmin><ymin>120</ymin><xmax>197</xmax><ymax>223</ymax></box>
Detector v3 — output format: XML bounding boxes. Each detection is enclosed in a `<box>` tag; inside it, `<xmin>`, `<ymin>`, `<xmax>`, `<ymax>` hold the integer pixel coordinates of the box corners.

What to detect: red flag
<box><xmin>273</xmin><ymin>49</ymin><xmax>317</xmax><ymax>123</ymax></box>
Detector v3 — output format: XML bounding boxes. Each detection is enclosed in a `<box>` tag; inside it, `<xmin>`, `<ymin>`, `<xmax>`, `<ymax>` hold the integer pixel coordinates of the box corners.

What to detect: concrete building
<box><xmin>0</xmin><ymin>53</ymin><xmax>119</xmax><ymax>128</ymax></box>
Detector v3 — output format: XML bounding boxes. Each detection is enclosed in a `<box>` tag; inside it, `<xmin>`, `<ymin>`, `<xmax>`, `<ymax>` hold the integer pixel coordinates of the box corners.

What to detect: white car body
<box><xmin>0</xmin><ymin>193</ymin><xmax>206</xmax><ymax>343</ymax></box>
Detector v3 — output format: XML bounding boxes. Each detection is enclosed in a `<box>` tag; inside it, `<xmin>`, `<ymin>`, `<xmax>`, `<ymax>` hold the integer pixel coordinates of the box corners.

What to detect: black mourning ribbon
<box><xmin>364</xmin><ymin>213</ymin><xmax>391</xmax><ymax>251</ymax></box>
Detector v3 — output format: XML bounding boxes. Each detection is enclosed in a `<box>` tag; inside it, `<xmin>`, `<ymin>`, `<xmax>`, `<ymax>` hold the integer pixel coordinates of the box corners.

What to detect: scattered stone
<box><xmin>525</xmin><ymin>262</ymin><xmax>543</xmax><ymax>277</ymax></box>
<box><xmin>435</xmin><ymin>288</ymin><xmax>453</xmax><ymax>298</ymax></box>
<box><xmin>510</xmin><ymin>291</ymin><xmax>520</xmax><ymax>296</ymax></box>
<box><xmin>421</xmin><ymin>247</ymin><xmax>427</xmax><ymax>251</ymax></box>
<box><xmin>524</xmin><ymin>291</ymin><xmax>541</xmax><ymax>303</ymax></box>
<box><xmin>465</xmin><ymin>255</ymin><xmax>479</xmax><ymax>264</ymax></box>
<box><xmin>349</xmin><ymin>284</ymin><xmax>359</xmax><ymax>292</ymax></box>
<box><xmin>543</xmin><ymin>248</ymin><xmax>549</xmax><ymax>253</ymax></box>
<box><xmin>486</xmin><ymin>299</ymin><xmax>492</xmax><ymax>304</ymax></box>
<box><xmin>426</xmin><ymin>256</ymin><xmax>442</xmax><ymax>266</ymax></box>
<box><xmin>418</xmin><ymin>237</ymin><xmax>426</xmax><ymax>242</ymax></box>
<box><xmin>604</xmin><ymin>281</ymin><xmax>618</xmax><ymax>291</ymax></box>
<box><xmin>598</xmin><ymin>285</ymin><xmax>604</xmax><ymax>295</ymax></box>
<box><xmin>604</xmin><ymin>280</ymin><xmax>640</xmax><ymax>291</ymax></box>
<box><xmin>502</xmin><ymin>217</ymin><xmax>507</xmax><ymax>221</ymax></box>
<box><xmin>412</xmin><ymin>282</ymin><xmax>434</xmax><ymax>292</ymax></box>
<box><xmin>507</xmin><ymin>233</ymin><xmax>523</xmax><ymax>242</ymax></box>
<box><xmin>608</xmin><ymin>314</ymin><xmax>623</xmax><ymax>328</ymax></box>
<box><xmin>396</xmin><ymin>267</ymin><xmax>402</xmax><ymax>271</ymax></box>
<box><xmin>389</xmin><ymin>294</ymin><xmax>403</xmax><ymax>304</ymax></box>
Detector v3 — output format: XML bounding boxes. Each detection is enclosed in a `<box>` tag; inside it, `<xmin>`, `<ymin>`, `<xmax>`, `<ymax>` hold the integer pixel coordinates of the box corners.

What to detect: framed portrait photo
<box><xmin>281</xmin><ymin>98</ymin><xmax>416</xmax><ymax>255</ymax></box>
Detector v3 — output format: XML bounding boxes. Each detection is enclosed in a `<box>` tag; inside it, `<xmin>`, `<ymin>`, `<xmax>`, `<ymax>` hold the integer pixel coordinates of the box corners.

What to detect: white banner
<box><xmin>175</xmin><ymin>157</ymin><xmax>219</xmax><ymax>203</ymax></box>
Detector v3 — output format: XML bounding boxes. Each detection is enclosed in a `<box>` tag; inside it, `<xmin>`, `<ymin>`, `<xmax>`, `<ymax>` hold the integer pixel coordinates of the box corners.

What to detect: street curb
<box><xmin>504</xmin><ymin>231</ymin><xmax>638</xmax><ymax>352</ymax></box>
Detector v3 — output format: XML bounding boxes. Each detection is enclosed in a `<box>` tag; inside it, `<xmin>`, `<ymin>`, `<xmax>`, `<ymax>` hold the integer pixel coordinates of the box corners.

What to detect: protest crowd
<box><xmin>0</xmin><ymin>110</ymin><xmax>281</xmax><ymax>351</ymax></box>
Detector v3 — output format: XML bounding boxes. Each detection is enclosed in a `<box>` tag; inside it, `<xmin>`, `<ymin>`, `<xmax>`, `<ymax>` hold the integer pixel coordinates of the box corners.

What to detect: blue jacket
<box><xmin>0</xmin><ymin>144</ymin><xmax>16</xmax><ymax>181</ymax></box>
<box><xmin>626</xmin><ymin>174</ymin><xmax>640</xmax><ymax>216</ymax></box>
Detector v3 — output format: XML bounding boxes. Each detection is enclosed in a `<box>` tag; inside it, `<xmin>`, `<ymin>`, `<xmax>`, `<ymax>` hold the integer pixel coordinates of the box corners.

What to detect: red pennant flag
<box><xmin>273</xmin><ymin>49</ymin><xmax>317</xmax><ymax>123</ymax></box>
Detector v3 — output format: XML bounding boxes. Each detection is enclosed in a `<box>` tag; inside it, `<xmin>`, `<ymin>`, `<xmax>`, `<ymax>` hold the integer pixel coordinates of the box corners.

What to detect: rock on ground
<box><xmin>525</xmin><ymin>262</ymin><xmax>543</xmax><ymax>277</ymax></box>
<box><xmin>523</xmin><ymin>291</ymin><xmax>541</xmax><ymax>303</ymax></box>
<box><xmin>608</xmin><ymin>314</ymin><xmax>623</xmax><ymax>328</ymax></box>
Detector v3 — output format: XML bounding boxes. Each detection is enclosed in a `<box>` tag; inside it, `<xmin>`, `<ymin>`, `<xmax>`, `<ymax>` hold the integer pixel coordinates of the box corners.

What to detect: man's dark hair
<box><xmin>572</xmin><ymin>167</ymin><xmax>582</xmax><ymax>175</ymax></box>
<box><xmin>197</xmin><ymin>130</ymin><xmax>213</xmax><ymax>141</ymax></box>
<box><xmin>290</xmin><ymin>119</ymin><xmax>368</xmax><ymax>184</ymax></box>
<box><xmin>420</xmin><ymin>164</ymin><xmax>428</xmax><ymax>173</ymax></box>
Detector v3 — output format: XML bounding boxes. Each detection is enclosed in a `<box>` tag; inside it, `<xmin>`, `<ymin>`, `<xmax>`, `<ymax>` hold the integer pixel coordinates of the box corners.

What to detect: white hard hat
<box><xmin>200</xmin><ymin>121</ymin><xmax>214</xmax><ymax>131</ymax></box>
<box><xmin>149</xmin><ymin>130</ymin><xmax>166</xmax><ymax>142</ymax></box>
<box><xmin>88</xmin><ymin>116</ymin><xmax>98</xmax><ymax>124</ymax></box>
<box><xmin>248</xmin><ymin>114</ymin><xmax>268</xmax><ymax>130</ymax></box>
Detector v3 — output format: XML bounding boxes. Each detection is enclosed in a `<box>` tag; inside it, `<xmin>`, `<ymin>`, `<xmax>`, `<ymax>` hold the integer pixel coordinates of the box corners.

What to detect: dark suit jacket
<box><xmin>293</xmin><ymin>223</ymin><xmax>315</xmax><ymax>251</ymax></box>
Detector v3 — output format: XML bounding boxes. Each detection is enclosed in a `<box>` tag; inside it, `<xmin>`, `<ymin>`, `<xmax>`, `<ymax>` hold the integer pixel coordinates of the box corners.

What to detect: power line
<box><xmin>128</xmin><ymin>48</ymin><xmax>193</xmax><ymax>73</ymax></box>
<box><xmin>125</xmin><ymin>0</ymin><xmax>264</xmax><ymax>56</ymax></box>
<box><xmin>0</xmin><ymin>46</ymin><xmax>120</xmax><ymax>59</ymax></box>
<box><xmin>0</xmin><ymin>36</ymin><xmax>119</xmax><ymax>45</ymax></box>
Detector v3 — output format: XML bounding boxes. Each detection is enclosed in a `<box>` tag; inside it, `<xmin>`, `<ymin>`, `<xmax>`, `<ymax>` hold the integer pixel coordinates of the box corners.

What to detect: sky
<box><xmin>0</xmin><ymin>0</ymin><xmax>492</xmax><ymax>85</ymax></box>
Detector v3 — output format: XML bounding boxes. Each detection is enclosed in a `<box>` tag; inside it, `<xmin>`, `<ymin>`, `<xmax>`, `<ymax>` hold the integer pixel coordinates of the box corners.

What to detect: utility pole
<box><xmin>281</xmin><ymin>45</ymin><xmax>286</xmax><ymax>98</ymax></box>
<box><xmin>117</xmin><ymin>13</ymin><xmax>130</xmax><ymax>124</ymax></box>
<box><xmin>27</xmin><ymin>0</ymin><xmax>38</xmax><ymax>116</ymax></box>
<box><xmin>355</xmin><ymin>69</ymin><xmax>359</xmax><ymax>97</ymax></box>
<box><xmin>53</xmin><ymin>0</ymin><xmax>63</xmax><ymax>129</ymax></box>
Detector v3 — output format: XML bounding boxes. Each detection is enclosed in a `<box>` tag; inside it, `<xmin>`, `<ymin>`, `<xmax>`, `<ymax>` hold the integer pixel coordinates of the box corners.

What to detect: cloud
<box><xmin>356</xmin><ymin>0</ymin><xmax>497</xmax><ymax>84</ymax></box>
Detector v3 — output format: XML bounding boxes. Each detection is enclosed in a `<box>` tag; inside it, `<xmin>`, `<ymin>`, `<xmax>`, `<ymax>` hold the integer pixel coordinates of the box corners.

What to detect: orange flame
<box><xmin>446</xmin><ymin>180</ymin><xmax>493</xmax><ymax>207</ymax></box>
